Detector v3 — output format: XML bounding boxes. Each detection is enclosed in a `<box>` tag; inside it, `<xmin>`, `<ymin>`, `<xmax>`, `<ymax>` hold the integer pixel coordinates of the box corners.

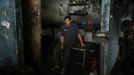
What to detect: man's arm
<box><xmin>77</xmin><ymin>34</ymin><xmax>85</xmax><ymax>47</ymax></box>
<box><xmin>60</xmin><ymin>36</ymin><xmax>64</xmax><ymax>49</ymax></box>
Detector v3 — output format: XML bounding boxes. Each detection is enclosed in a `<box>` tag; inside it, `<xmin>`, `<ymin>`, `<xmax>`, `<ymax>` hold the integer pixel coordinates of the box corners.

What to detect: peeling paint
<box><xmin>3</xmin><ymin>31</ymin><xmax>9</xmax><ymax>42</ymax></box>
<box><xmin>1</xmin><ymin>20</ymin><xmax>10</xmax><ymax>29</ymax></box>
<box><xmin>0</xmin><ymin>11</ymin><xmax>8</xmax><ymax>16</ymax></box>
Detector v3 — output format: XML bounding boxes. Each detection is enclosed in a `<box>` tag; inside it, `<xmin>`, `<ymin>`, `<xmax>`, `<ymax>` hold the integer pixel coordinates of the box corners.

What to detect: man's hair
<box><xmin>64</xmin><ymin>15</ymin><xmax>71</xmax><ymax>20</ymax></box>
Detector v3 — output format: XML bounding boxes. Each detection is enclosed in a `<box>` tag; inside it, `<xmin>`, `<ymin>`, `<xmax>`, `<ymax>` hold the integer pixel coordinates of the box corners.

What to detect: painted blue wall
<box><xmin>106</xmin><ymin>18</ymin><xmax>119</xmax><ymax>74</ymax></box>
<box><xmin>0</xmin><ymin>0</ymin><xmax>17</xmax><ymax>66</ymax></box>
<box><xmin>100</xmin><ymin>0</ymin><xmax>119</xmax><ymax>75</ymax></box>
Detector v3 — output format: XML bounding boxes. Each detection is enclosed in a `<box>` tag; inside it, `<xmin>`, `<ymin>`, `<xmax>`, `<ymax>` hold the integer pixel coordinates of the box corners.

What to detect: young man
<box><xmin>52</xmin><ymin>15</ymin><xmax>84</xmax><ymax>74</ymax></box>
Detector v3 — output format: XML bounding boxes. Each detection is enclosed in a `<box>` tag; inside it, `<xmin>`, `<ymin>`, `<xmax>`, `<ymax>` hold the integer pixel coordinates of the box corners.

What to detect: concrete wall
<box><xmin>22</xmin><ymin>0</ymin><xmax>41</xmax><ymax>66</ymax></box>
<box><xmin>41</xmin><ymin>0</ymin><xmax>69</xmax><ymax>25</ymax></box>
<box><xmin>41</xmin><ymin>0</ymin><xmax>101</xmax><ymax>26</ymax></box>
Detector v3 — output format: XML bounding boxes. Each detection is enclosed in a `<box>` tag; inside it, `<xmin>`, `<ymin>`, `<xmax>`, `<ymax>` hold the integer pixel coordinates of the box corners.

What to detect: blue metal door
<box><xmin>0</xmin><ymin>0</ymin><xmax>17</xmax><ymax>66</ymax></box>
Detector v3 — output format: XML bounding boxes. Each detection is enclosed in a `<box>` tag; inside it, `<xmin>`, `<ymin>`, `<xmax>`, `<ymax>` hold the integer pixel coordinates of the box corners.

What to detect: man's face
<box><xmin>64</xmin><ymin>18</ymin><xmax>71</xmax><ymax>25</ymax></box>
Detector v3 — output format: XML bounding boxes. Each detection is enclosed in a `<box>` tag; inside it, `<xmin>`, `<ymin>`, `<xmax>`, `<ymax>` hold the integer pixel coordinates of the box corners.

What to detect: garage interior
<box><xmin>0</xmin><ymin>0</ymin><xmax>133</xmax><ymax>75</ymax></box>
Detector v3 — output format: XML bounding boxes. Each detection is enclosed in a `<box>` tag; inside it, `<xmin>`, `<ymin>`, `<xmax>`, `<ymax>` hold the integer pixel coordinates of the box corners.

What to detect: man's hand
<box><xmin>81</xmin><ymin>43</ymin><xmax>85</xmax><ymax>48</ymax></box>
<box><xmin>77</xmin><ymin>34</ymin><xmax>85</xmax><ymax>48</ymax></box>
<box><xmin>60</xmin><ymin>36</ymin><xmax>64</xmax><ymax>49</ymax></box>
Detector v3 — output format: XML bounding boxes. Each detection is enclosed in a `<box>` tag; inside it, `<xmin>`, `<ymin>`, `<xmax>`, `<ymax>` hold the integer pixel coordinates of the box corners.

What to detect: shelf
<box><xmin>68</xmin><ymin>12</ymin><xmax>88</xmax><ymax>15</ymax></box>
<box><xmin>68</xmin><ymin>3</ymin><xmax>88</xmax><ymax>15</ymax></box>
<box><xmin>69</xmin><ymin>3</ymin><xmax>88</xmax><ymax>5</ymax></box>
<box><xmin>68</xmin><ymin>2</ymin><xmax>89</xmax><ymax>16</ymax></box>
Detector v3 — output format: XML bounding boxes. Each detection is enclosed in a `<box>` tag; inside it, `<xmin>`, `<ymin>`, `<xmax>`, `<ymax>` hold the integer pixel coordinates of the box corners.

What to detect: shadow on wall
<box><xmin>41</xmin><ymin>0</ymin><xmax>68</xmax><ymax>25</ymax></box>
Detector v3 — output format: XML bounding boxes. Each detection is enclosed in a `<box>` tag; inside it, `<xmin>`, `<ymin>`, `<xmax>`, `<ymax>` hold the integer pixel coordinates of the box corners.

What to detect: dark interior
<box><xmin>0</xmin><ymin>0</ymin><xmax>133</xmax><ymax>75</ymax></box>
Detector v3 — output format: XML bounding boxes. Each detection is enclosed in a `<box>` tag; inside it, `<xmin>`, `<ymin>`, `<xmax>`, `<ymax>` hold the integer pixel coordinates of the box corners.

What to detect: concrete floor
<box><xmin>41</xmin><ymin>35</ymin><xmax>100</xmax><ymax>75</ymax></box>
<box><xmin>110</xmin><ymin>57</ymin><xmax>134</xmax><ymax>75</ymax></box>
<box><xmin>41</xmin><ymin>35</ymin><xmax>134</xmax><ymax>75</ymax></box>
<box><xmin>0</xmin><ymin>36</ymin><xmax>133</xmax><ymax>75</ymax></box>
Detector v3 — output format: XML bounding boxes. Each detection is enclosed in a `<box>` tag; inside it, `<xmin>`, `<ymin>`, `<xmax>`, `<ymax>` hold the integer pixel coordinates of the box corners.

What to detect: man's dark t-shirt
<box><xmin>60</xmin><ymin>24</ymin><xmax>80</xmax><ymax>45</ymax></box>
